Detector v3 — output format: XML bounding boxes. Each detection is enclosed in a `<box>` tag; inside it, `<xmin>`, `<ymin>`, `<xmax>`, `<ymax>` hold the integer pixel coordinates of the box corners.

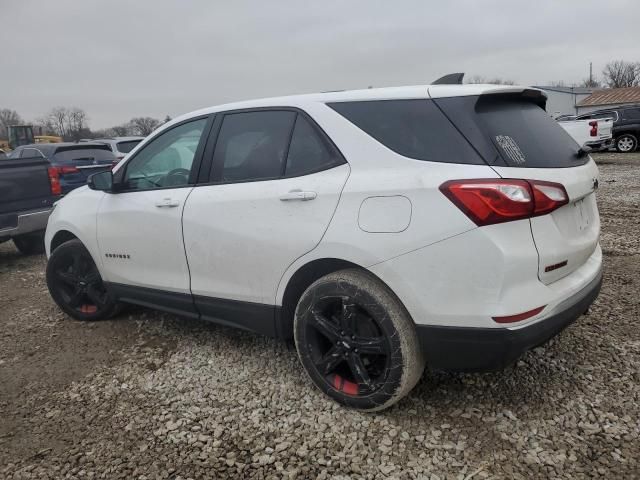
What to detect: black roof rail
<box><xmin>432</xmin><ymin>73</ymin><xmax>465</xmax><ymax>85</ymax></box>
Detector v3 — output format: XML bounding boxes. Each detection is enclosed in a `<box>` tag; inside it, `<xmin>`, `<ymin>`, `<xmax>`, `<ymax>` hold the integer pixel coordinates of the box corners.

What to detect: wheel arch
<box><xmin>276</xmin><ymin>257</ymin><xmax>411</xmax><ymax>340</ymax></box>
<box><xmin>50</xmin><ymin>230</ymin><xmax>78</xmax><ymax>253</ymax></box>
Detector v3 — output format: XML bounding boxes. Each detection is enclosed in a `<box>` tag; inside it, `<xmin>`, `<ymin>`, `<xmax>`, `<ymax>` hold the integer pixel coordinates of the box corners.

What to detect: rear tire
<box><xmin>13</xmin><ymin>232</ymin><xmax>45</xmax><ymax>255</ymax></box>
<box><xmin>46</xmin><ymin>239</ymin><xmax>121</xmax><ymax>321</ymax></box>
<box><xmin>294</xmin><ymin>269</ymin><xmax>425</xmax><ymax>411</ymax></box>
<box><xmin>615</xmin><ymin>134</ymin><xmax>637</xmax><ymax>153</ymax></box>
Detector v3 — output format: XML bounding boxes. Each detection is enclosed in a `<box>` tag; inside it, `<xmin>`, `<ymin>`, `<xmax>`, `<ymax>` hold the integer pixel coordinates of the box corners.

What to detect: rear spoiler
<box><xmin>476</xmin><ymin>88</ymin><xmax>548</xmax><ymax>110</ymax></box>
<box><xmin>432</xmin><ymin>73</ymin><xmax>465</xmax><ymax>85</ymax></box>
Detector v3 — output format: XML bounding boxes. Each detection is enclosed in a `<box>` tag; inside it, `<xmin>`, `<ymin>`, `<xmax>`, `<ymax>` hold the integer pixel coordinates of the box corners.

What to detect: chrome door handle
<box><xmin>155</xmin><ymin>198</ymin><xmax>180</xmax><ymax>208</ymax></box>
<box><xmin>279</xmin><ymin>190</ymin><xmax>317</xmax><ymax>201</ymax></box>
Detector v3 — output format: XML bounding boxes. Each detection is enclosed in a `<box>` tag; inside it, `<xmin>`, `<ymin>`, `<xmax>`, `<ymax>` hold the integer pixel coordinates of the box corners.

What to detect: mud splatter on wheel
<box><xmin>294</xmin><ymin>269</ymin><xmax>425</xmax><ymax>411</ymax></box>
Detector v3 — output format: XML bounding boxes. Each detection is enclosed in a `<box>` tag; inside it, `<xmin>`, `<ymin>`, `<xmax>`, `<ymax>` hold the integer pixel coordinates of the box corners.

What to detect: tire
<box><xmin>294</xmin><ymin>269</ymin><xmax>425</xmax><ymax>411</ymax></box>
<box><xmin>615</xmin><ymin>134</ymin><xmax>637</xmax><ymax>153</ymax></box>
<box><xmin>13</xmin><ymin>232</ymin><xmax>45</xmax><ymax>255</ymax></box>
<box><xmin>46</xmin><ymin>239</ymin><xmax>121</xmax><ymax>321</ymax></box>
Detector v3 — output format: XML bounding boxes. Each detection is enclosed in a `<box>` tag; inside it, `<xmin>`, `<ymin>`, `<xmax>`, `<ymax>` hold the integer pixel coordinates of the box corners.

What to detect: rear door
<box><xmin>435</xmin><ymin>92</ymin><xmax>600</xmax><ymax>284</ymax></box>
<box><xmin>183</xmin><ymin>109</ymin><xmax>349</xmax><ymax>323</ymax></box>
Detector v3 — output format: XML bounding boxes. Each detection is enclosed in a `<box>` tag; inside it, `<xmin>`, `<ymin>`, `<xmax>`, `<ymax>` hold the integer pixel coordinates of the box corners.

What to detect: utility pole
<box><xmin>589</xmin><ymin>62</ymin><xmax>593</xmax><ymax>86</ymax></box>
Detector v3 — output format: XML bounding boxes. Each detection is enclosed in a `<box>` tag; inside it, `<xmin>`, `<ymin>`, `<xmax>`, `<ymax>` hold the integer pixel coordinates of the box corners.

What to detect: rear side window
<box><xmin>214</xmin><ymin>111</ymin><xmax>296</xmax><ymax>182</ymax></box>
<box><xmin>116</xmin><ymin>140</ymin><xmax>142</xmax><ymax>153</ymax></box>
<box><xmin>328</xmin><ymin>99</ymin><xmax>483</xmax><ymax>164</ymax></box>
<box><xmin>434</xmin><ymin>94</ymin><xmax>588</xmax><ymax>168</ymax></box>
<box><xmin>53</xmin><ymin>147</ymin><xmax>115</xmax><ymax>163</ymax></box>
<box><xmin>285</xmin><ymin>115</ymin><xmax>341</xmax><ymax>177</ymax></box>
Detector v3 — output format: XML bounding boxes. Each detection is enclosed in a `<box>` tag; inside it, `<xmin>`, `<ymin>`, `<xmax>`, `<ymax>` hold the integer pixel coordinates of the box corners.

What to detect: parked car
<box><xmin>557</xmin><ymin>116</ymin><xmax>613</xmax><ymax>151</ymax></box>
<box><xmin>8</xmin><ymin>143</ymin><xmax>117</xmax><ymax>194</ymax></box>
<box><xmin>92</xmin><ymin>136</ymin><xmax>144</xmax><ymax>163</ymax></box>
<box><xmin>575</xmin><ymin>105</ymin><xmax>640</xmax><ymax>152</ymax></box>
<box><xmin>1</xmin><ymin>154</ymin><xmax>60</xmax><ymax>254</ymax></box>
<box><xmin>45</xmin><ymin>84</ymin><xmax>602</xmax><ymax>411</ymax></box>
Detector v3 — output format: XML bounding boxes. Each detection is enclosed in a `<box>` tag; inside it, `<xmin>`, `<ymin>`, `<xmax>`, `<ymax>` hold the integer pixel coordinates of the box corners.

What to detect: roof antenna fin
<box><xmin>432</xmin><ymin>73</ymin><xmax>465</xmax><ymax>85</ymax></box>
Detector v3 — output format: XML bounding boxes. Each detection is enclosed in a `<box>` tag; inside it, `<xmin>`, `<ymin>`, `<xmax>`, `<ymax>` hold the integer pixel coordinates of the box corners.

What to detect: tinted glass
<box><xmin>214</xmin><ymin>111</ymin><xmax>295</xmax><ymax>182</ymax></box>
<box><xmin>20</xmin><ymin>148</ymin><xmax>43</xmax><ymax>158</ymax></box>
<box><xmin>285</xmin><ymin>115</ymin><xmax>340</xmax><ymax>177</ymax></box>
<box><xmin>624</xmin><ymin>108</ymin><xmax>640</xmax><ymax>120</ymax></box>
<box><xmin>53</xmin><ymin>148</ymin><xmax>115</xmax><ymax>163</ymax></box>
<box><xmin>124</xmin><ymin>119</ymin><xmax>206</xmax><ymax>190</ymax></box>
<box><xmin>435</xmin><ymin>94</ymin><xmax>588</xmax><ymax>168</ymax></box>
<box><xmin>116</xmin><ymin>140</ymin><xmax>142</xmax><ymax>153</ymax></box>
<box><xmin>328</xmin><ymin>99</ymin><xmax>483</xmax><ymax>164</ymax></box>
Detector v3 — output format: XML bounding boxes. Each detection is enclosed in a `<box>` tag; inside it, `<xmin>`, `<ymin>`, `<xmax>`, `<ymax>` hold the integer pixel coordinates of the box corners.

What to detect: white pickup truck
<box><xmin>557</xmin><ymin>115</ymin><xmax>613</xmax><ymax>151</ymax></box>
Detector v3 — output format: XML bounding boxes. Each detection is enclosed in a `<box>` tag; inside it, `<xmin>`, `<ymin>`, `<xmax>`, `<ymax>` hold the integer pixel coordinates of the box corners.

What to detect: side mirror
<box><xmin>88</xmin><ymin>170</ymin><xmax>114</xmax><ymax>192</ymax></box>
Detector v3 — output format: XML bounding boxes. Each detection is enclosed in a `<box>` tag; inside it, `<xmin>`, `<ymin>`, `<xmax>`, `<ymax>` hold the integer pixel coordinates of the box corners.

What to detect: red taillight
<box><xmin>56</xmin><ymin>165</ymin><xmax>80</xmax><ymax>175</ymax></box>
<box><xmin>440</xmin><ymin>179</ymin><xmax>568</xmax><ymax>226</ymax></box>
<box><xmin>530</xmin><ymin>181</ymin><xmax>569</xmax><ymax>216</ymax></box>
<box><xmin>589</xmin><ymin>120</ymin><xmax>598</xmax><ymax>137</ymax></box>
<box><xmin>493</xmin><ymin>306</ymin><xmax>545</xmax><ymax>324</ymax></box>
<box><xmin>48</xmin><ymin>167</ymin><xmax>62</xmax><ymax>195</ymax></box>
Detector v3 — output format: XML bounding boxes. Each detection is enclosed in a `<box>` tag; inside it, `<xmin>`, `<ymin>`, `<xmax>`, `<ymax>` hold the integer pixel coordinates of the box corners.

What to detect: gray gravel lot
<box><xmin>1</xmin><ymin>153</ymin><xmax>639</xmax><ymax>479</ymax></box>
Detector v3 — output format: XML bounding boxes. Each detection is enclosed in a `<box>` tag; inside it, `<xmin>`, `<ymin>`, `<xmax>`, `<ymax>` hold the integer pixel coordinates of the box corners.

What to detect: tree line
<box><xmin>466</xmin><ymin>60</ymin><xmax>640</xmax><ymax>89</ymax></box>
<box><xmin>0</xmin><ymin>107</ymin><xmax>170</xmax><ymax>142</ymax></box>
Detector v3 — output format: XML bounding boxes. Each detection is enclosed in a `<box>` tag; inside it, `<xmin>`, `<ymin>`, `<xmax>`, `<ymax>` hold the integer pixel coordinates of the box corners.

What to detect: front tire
<box><xmin>615</xmin><ymin>134</ymin><xmax>637</xmax><ymax>153</ymax></box>
<box><xmin>294</xmin><ymin>269</ymin><xmax>425</xmax><ymax>411</ymax></box>
<box><xmin>46</xmin><ymin>239</ymin><xmax>121</xmax><ymax>321</ymax></box>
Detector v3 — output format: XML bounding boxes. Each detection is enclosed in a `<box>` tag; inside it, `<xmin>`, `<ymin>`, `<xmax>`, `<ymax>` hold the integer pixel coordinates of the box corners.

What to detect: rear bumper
<box><xmin>417</xmin><ymin>269</ymin><xmax>603</xmax><ymax>372</ymax></box>
<box><xmin>585</xmin><ymin>138</ymin><xmax>614</xmax><ymax>151</ymax></box>
<box><xmin>0</xmin><ymin>208</ymin><xmax>52</xmax><ymax>241</ymax></box>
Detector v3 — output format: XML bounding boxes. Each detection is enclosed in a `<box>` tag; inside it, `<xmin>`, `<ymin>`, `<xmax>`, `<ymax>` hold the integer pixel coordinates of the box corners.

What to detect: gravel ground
<box><xmin>1</xmin><ymin>153</ymin><xmax>639</xmax><ymax>479</ymax></box>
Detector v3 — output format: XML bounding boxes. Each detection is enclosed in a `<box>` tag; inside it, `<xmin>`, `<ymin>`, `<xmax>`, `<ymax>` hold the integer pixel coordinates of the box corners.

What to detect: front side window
<box><xmin>213</xmin><ymin>111</ymin><xmax>296</xmax><ymax>182</ymax></box>
<box><xmin>123</xmin><ymin>119</ymin><xmax>207</xmax><ymax>190</ymax></box>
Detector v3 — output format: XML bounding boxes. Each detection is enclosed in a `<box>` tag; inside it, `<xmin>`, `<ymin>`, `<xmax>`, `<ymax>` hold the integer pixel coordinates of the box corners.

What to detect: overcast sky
<box><xmin>2</xmin><ymin>0</ymin><xmax>639</xmax><ymax>128</ymax></box>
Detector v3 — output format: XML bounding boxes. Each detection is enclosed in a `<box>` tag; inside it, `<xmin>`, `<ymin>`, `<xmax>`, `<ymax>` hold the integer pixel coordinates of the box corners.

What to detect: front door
<box><xmin>97</xmin><ymin>117</ymin><xmax>210</xmax><ymax>301</ymax></box>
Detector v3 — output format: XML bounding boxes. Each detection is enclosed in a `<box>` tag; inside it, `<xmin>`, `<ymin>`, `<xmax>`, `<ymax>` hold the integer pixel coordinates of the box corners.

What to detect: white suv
<box><xmin>45</xmin><ymin>84</ymin><xmax>602</xmax><ymax>411</ymax></box>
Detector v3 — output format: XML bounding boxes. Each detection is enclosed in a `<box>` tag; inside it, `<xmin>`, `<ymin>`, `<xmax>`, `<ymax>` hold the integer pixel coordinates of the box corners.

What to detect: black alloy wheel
<box><xmin>294</xmin><ymin>269</ymin><xmax>425</xmax><ymax>411</ymax></box>
<box><xmin>305</xmin><ymin>295</ymin><xmax>391</xmax><ymax>396</ymax></box>
<box><xmin>46</xmin><ymin>239</ymin><xmax>121</xmax><ymax>320</ymax></box>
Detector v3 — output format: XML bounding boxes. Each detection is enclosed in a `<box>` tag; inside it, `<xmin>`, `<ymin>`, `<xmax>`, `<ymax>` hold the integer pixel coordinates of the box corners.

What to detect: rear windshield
<box><xmin>116</xmin><ymin>140</ymin><xmax>142</xmax><ymax>153</ymax></box>
<box><xmin>434</xmin><ymin>94</ymin><xmax>587</xmax><ymax>168</ymax></box>
<box><xmin>328</xmin><ymin>99</ymin><xmax>484</xmax><ymax>164</ymax></box>
<box><xmin>53</xmin><ymin>146</ymin><xmax>115</xmax><ymax>163</ymax></box>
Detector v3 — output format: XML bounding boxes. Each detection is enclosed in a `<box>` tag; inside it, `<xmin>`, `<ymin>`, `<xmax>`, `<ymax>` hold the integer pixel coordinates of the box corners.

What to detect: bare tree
<box><xmin>466</xmin><ymin>75</ymin><xmax>516</xmax><ymax>85</ymax></box>
<box><xmin>47</xmin><ymin>107</ymin><xmax>70</xmax><ymax>137</ymax></box>
<box><xmin>580</xmin><ymin>77</ymin><xmax>601</xmax><ymax>88</ymax></box>
<box><xmin>0</xmin><ymin>109</ymin><xmax>24</xmax><ymax>138</ymax></box>
<box><xmin>602</xmin><ymin>60</ymin><xmax>640</xmax><ymax>88</ymax></box>
<box><xmin>110</xmin><ymin>124</ymin><xmax>133</xmax><ymax>136</ymax></box>
<box><xmin>548</xmin><ymin>80</ymin><xmax>569</xmax><ymax>88</ymax></box>
<box><xmin>129</xmin><ymin>117</ymin><xmax>161</xmax><ymax>136</ymax></box>
<box><xmin>68</xmin><ymin>107</ymin><xmax>88</xmax><ymax>133</ymax></box>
